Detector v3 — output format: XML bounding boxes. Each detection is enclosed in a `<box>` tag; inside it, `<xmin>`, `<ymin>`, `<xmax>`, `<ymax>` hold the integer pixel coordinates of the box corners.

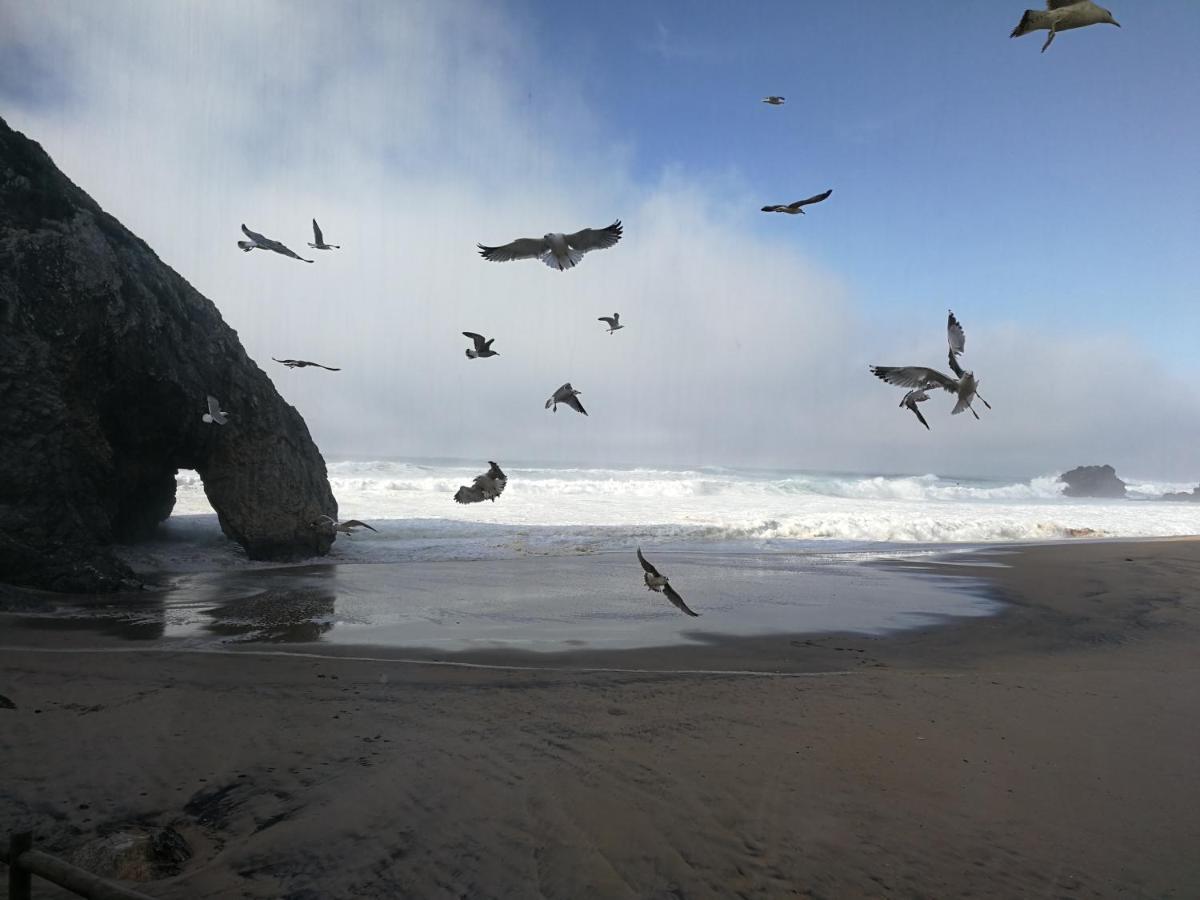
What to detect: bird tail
<box><xmin>237</xmin><ymin>241</ymin><xmax>255</xmax><ymax>252</ymax></box>
<box><xmin>1010</xmin><ymin>9</ymin><xmax>1047</xmax><ymax>37</ymax></box>
<box><xmin>540</xmin><ymin>247</ymin><xmax>584</xmax><ymax>271</ymax></box>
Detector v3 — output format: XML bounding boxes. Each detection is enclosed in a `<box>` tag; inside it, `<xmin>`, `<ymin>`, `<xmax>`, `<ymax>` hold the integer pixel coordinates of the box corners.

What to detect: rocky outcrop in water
<box><xmin>1059</xmin><ymin>465</ymin><xmax>1127</xmax><ymax>499</ymax></box>
<box><xmin>1160</xmin><ymin>485</ymin><xmax>1200</xmax><ymax>502</ymax></box>
<box><xmin>0</xmin><ymin>116</ymin><xmax>337</xmax><ymax>592</ymax></box>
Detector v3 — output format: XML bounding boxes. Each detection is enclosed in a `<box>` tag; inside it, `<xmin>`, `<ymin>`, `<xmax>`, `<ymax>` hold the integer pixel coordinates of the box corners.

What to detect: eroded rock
<box><xmin>1059</xmin><ymin>465</ymin><xmax>1127</xmax><ymax>499</ymax></box>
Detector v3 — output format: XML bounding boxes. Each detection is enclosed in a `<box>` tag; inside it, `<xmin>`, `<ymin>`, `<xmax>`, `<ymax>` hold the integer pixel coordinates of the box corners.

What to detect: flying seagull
<box><xmin>545</xmin><ymin>383</ymin><xmax>587</xmax><ymax>416</ymax></box>
<box><xmin>762</xmin><ymin>96</ymin><xmax>785</xmax><ymax>106</ymax></box>
<box><xmin>307</xmin><ymin>219</ymin><xmax>340</xmax><ymax>250</ymax></box>
<box><xmin>311</xmin><ymin>515</ymin><xmax>377</xmax><ymax>536</ymax></box>
<box><xmin>901</xmin><ymin>389</ymin><xmax>932</xmax><ymax>431</ymax></box>
<box><xmin>946</xmin><ymin>310</ymin><xmax>991</xmax><ymax>410</ymax></box>
<box><xmin>869</xmin><ymin>365</ymin><xmax>982</xmax><ymax>420</ymax></box>
<box><xmin>1011</xmin><ymin>1</ymin><xmax>1119</xmax><ymax>52</ymax></box>
<box><xmin>202</xmin><ymin>395</ymin><xmax>228</xmax><ymax>425</ymax></box>
<box><xmin>636</xmin><ymin>548</ymin><xmax>699</xmax><ymax>617</ymax></box>
<box><xmin>454</xmin><ymin>461</ymin><xmax>507</xmax><ymax>504</ymax></box>
<box><xmin>761</xmin><ymin>189</ymin><xmax>833</xmax><ymax>215</ymax></box>
<box><xmin>598</xmin><ymin>314</ymin><xmax>624</xmax><ymax>334</ymax></box>
<box><xmin>478</xmin><ymin>221</ymin><xmax>623</xmax><ymax>271</ymax></box>
<box><xmin>463</xmin><ymin>332</ymin><xmax>499</xmax><ymax>359</ymax></box>
<box><xmin>237</xmin><ymin>224</ymin><xmax>314</xmax><ymax>263</ymax></box>
<box><xmin>273</xmin><ymin>358</ymin><xmax>341</xmax><ymax>371</ymax></box>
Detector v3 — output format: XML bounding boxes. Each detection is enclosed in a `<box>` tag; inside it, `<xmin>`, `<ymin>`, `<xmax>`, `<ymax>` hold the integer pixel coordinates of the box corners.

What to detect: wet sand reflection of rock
<box><xmin>203</xmin><ymin>584</ymin><xmax>338</xmax><ymax>643</ymax></box>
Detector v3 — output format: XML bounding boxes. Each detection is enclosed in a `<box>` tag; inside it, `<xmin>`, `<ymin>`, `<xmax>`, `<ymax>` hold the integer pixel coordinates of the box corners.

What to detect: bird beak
<box><xmin>1113</xmin><ymin>20</ymin><xmax>1121</xmax><ymax>26</ymax></box>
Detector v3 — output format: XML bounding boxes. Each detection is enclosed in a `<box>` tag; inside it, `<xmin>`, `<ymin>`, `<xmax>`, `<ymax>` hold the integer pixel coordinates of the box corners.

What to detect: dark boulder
<box><xmin>0</xmin><ymin>116</ymin><xmax>336</xmax><ymax>592</ymax></box>
<box><xmin>1059</xmin><ymin>465</ymin><xmax>1127</xmax><ymax>499</ymax></box>
<box><xmin>1160</xmin><ymin>485</ymin><xmax>1200</xmax><ymax>502</ymax></box>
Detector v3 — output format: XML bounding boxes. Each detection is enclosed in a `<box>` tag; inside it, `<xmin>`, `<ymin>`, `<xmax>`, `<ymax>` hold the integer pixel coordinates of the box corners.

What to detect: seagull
<box><xmin>946</xmin><ymin>310</ymin><xmax>992</xmax><ymax>411</ymax></box>
<box><xmin>478</xmin><ymin>221</ymin><xmax>623</xmax><ymax>271</ymax></box>
<box><xmin>237</xmin><ymin>224</ymin><xmax>314</xmax><ymax>263</ymax></box>
<box><xmin>598</xmin><ymin>314</ymin><xmax>624</xmax><ymax>334</ymax></box>
<box><xmin>637</xmin><ymin>548</ymin><xmax>699</xmax><ymax>617</ymax></box>
<box><xmin>1011</xmin><ymin>1</ymin><xmax>1119</xmax><ymax>53</ymax></box>
<box><xmin>901</xmin><ymin>389</ymin><xmax>932</xmax><ymax>431</ymax></box>
<box><xmin>202</xmin><ymin>395</ymin><xmax>228</xmax><ymax>425</ymax></box>
<box><xmin>454</xmin><ymin>461</ymin><xmax>507</xmax><ymax>504</ymax></box>
<box><xmin>307</xmin><ymin>219</ymin><xmax>340</xmax><ymax>250</ymax></box>
<box><xmin>545</xmin><ymin>383</ymin><xmax>587</xmax><ymax>416</ymax></box>
<box><xmin>273</xmin><ymin>358</ymin><xmax>341</xmax><ymax>371</ymax></box>
<box><xmin>762</xmin><ymin>96</ymin><xmax>786</xmax><ymax>106</ymax></box>
<box><xmin>463</xmin><ymin>332</ymin><xmax>499</xmax><ymax>359</ymax></box>
<box><xmin>761</xmin><ymin>189</ymin><xmax>833</xmax><ymax>215</ymax></box>
<box><xmin>310</xmin><ymin>515</ymin><xmax>377</xmax><ymax>536</ymax></box>
<box><xmin>869</xmin><ymin>365</ymin><xmax>982</xmax><ymax>420</ymax></box>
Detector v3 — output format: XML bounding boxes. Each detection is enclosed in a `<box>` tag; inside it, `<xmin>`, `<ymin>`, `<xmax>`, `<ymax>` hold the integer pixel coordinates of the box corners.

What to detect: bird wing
<box><xmin>947</xmin><ymin>348</ymin><xmax>965</xmax><ymax>378</ymax></box>
<box><xmin>787</xmin><ymin>189</ymin><xmax>833</xmax><ymax>209</ymax></box>
<box><xmin>241</xmin><ymin>224</ymin><xmax>268</xmax><ymax>243</ymax></box>
<box><xmin>342</xmin><ymin>519</ymin><xmax>378</xmax><ymax>531</ymax></box>
<box><xmin>313</xmin><ymin>362</ymin><xmax>341</xmax><ymax>371</ymax></box>
<box><xmin>272</xmin><ymin>358</ymin><xmax>295</xmax><ymax>366</ymax></box>
<box><xmin>563</xmin><ymin>393</ymin><xmax>588</xmax><ymax>416</ymax></box>
<box><xmin>911</xmin><ymin>404</ymin><xmax>931</xmax><ymax>431</ymax></box>
<box><xmin>565</xmin><ymin>220</ymin><xmax>622</xmax><ymax>253</ymax></box>
<box><xmin>272</xmin><ymin>243</ymin><xmax>313</xmax><ymax>262</ymax></box>
<box><xmin>206</xmin><ymin>395</ymin><xmax>222</xmax><ymax>416</ymax></box>
<box><xmin>477</xmin><ymin>237</ymin><xmax>549</xmax><ymax>263</ymax></box>
<box><xmin>947</xmin><ymin>310</ymin><xmax>966</xmax><ymax>356</ymax></box>
<box><xmin>462</xmin><ymin>331</ymin><xmax>488</xmax><ymax>352</ymax></box>
<box><xmin>761</xmin><ymin>205</ymin><xmax>785</xmax><ymax>213</ymax></box>
<box><xmin>1046</xmin><ymin>0</ymin><xmax>1084</xmax><ymax>9</ymax></box>
<box><xmin>870</xmin><ymin>366</ymin><xmax>958</xmax><ymax>393</ymax></box>
<box><xmin>454</xmin><ymin>484</ymin><xmax>485</xmax><ymax>504</ymax></box>
<box><xmin>312</xmin><ymin>219</ymin><xmax>324</xmax><ymax>244</ymax></box>
<box><xmin>598</xmin><ymin>317</ymin><xmax>617</xmax><ymax>327</ymax></box>
<box><xmin>663</xmin><ymin>583</ymin><xmax>699</xmax><ymax>617</ymax></box>
<box><xmin>636</xmin><ymin>548</ymin><xmax>661</xmax><ymax>577</ymax></box>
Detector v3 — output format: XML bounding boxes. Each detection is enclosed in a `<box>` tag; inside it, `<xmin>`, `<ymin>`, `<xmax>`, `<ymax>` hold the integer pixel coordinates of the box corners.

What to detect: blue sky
<box><xmin>1</xmin><ymin>1</ymin><xmax>1198</xmax><ymax>478</ymax></box>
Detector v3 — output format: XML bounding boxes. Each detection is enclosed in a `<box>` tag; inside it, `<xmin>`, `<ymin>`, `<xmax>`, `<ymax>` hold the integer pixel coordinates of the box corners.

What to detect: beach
<box><xmin>2</xmin><ymin>538</ymin><xmax>1199</xmax><ymax>898</ymax></box>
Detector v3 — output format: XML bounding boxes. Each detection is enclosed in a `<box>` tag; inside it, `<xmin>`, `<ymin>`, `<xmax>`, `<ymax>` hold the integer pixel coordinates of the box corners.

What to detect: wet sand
<box><xmin>2</xmin><ymin>539</ymin><xmax>1199</xmax><ymax>898</ymax></box>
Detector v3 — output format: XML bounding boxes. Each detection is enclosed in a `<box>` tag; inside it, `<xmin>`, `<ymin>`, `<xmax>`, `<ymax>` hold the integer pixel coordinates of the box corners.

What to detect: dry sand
<box><xmin>2</xmin><ymin>539</ymin><xmax>1199</xmax><ymax>898</ymax></box>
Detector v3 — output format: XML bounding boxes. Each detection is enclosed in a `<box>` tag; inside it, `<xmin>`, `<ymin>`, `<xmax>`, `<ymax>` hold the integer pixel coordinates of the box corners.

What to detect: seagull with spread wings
<box><xmin>545</xmin><ymin>383</ymin><xmax>587</xmax><ymax>416</ymax></box>
<box><xmin>201</xmin><ymin>395</ymin><xmax>228</xmax><ymax>425</ymax></box>
<box><xmin>307</xmin><ymin>219</ymin><xmax>340</xmax><ymax>250</ymax></box>
<box><xmin>273</xmin><ymin>358</ymin><xmax>341</xmax><ymax>371</ymax></box>
<box><xmin>762</xmin><ymin>96</ymin><xmax>786</xmax><ymax>106</ymax></box>
<box><xmin>478</xmin><ymin>220</ymin><xmax>623</xmax><ymax>271</ymax></box>
<box><xmin>310</xmin><ymin>515</ymin><xmax>377</xmax><ymax>536</ymax></box>
<box><xmin>869</xmin><ymin>365</ymin><xmax>982</xmax><ymax>420</ymax></box>
<box><xmin>463</xmin><ymin>332</ymin><xmax>499</xmax><ymax>359</ymax></box>
<box><xmin>637</xmin><ymin>548</ymin><xmax>699</xmax><ymax>617</ymax></box>
<box><xmin>454</xmin><ymin>461</ymin><xmax>507</xmax><ymax>505</ymax></box>
<box><xmin>761</xmin><ymin>189</ymin><xmax>833</xmax><ymax>215</ymax></box>
<box><xmin>1011</xmin><ymin>1</ymin><xmax>1119</xmax><ymax>52</ymax></box>
<box><xmin>598</xmin><ymin>313</ymin><xmax>624</xmax><ymax>334</ymax></box>
<box><xmin>237</xmin><ymin>224</ymin><xmax>314</xmax><ymax>263</ymax></box>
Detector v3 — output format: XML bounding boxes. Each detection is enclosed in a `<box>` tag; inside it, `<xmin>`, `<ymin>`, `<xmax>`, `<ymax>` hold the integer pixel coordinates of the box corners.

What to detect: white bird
<box><xmin>869</xmin><ymin>366</ymin><xmax>982</xmax><ymax>420</ymax></box>
<box><xmin>598</xmin><ymin>314</ymin><xmax>624</xmax><ymax>334</ymax></box>
<box><xmin>901</xmin><ymin>390</ymin><xmax>932</xmax><ymax>431</ymax></box>
<box><xmin>454</xmin><ymin>461</ymin><xmax>507</xmax><ymax>504</ymax></box>
<box><xmin>1010</xmin><ymin>1</ymin><xmax>1119</xmax><ymax>53</ymax></box>
<box><xmin>637</xmin><ymin>548</ymin><xmax>699</xmax><ymax>617</ymax></box>
<box><xmin>761</xmin><ymin>189</ymin><xmax>833</xmax><ymax>215</ymax></box>
<box><xmin>237</xmin><ymin>224</ymin><xmax>314</xmax><ymax>263</ymax></box>
<box><xmin>463</xmin><ymin>332</ymin><xmax>499</xmax><ymax>359</ymax></box>
<box><xmin>946</xmin><ymin>310</ymin><xmax>992</xmax><ymax>411</ymax></box>
<box><xmin>201</xmin><ymin>395</ymin><xmax>228</xmax><ymax>425</ymax></box>
<box><xmin>478</xmin><ymin>221</ymin><xmax>623</xmax><ymax>271</ymax></box>
<box><xmin>545</xmin><ymin>383</ymin><xmax>587</xmax><ymax>416</ymax></box>
<box><xmin>307</xmin><ymin>219</ymin><xmax>340</xmax><ymax>250</ymax></box>
<box><xmin>762</xmin><ymin>96</ymin><xmax>786</xmax><ymax>106</ymax></box>
<box><xmin>310</xmin><ymin>515</ymin><xmax>377</xmax><ymax>536</ymax></box>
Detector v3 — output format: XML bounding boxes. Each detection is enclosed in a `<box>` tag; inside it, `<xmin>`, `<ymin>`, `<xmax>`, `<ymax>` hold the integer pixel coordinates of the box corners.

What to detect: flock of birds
<box><xmin>200</xmin><ymin>0</ymin><xmax>1122</xmax><ymax>617</ymax></box>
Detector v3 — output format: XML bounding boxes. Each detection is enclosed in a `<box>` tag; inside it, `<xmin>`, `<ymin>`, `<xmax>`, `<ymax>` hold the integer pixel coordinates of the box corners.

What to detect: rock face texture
<box><xmin>0</xmin><ymin>117</ymin><xmax>336</xmax><ymax>592</ymax></box>
<box><xmin>1059</xmin><ymin>465</ymin><xmax>1127</xmax><ymax>499</ymax></box>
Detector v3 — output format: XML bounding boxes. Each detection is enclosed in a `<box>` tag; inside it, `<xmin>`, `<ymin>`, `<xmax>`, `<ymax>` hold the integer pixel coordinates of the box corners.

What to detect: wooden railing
<box><xmin>2</xmin><ymin>831</ymin><xmax>157</xmax><ymax>900</ymax></box>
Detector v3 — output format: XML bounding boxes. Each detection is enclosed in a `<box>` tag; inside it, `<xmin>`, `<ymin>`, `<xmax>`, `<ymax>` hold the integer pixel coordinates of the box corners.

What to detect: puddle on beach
<box><xmin>0</xmin><ymin>551</ymin><xmax>1001</xmax><ymax>654</ymax></box>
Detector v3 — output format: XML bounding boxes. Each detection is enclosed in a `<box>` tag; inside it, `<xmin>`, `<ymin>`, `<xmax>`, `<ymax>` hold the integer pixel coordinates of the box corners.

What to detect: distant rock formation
<box><xmin>1160</xmin><ymin>485</ymin><xmax>1200</xmax><ymax>502</ymax></box>
<box><xmin>1059</xmin><ymin>465</ymin><xmax>1127</xmax><ymax>499</ymax></box>
<box><xmin>0</xmin><ymin>116</ymin><xmax>337</xmax><ymax>592</ymax></box>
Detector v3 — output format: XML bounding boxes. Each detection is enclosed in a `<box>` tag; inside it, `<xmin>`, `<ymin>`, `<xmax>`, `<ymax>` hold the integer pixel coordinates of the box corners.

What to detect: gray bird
<box><xmin>463</xmin><ymin>332</ymin><xmax>499</xmax><ymax>359</ymax></box>
<box><xmin>202</xmin><ymin>394</ymin><xmax>228</xmax><ymax>425</ymax></box>
<box><xmin>454</xmin><ymin>461</ymin><xmax>507</xmax><ymax>504</ymax></box>
<box><xmin>1011</xmin><ymin>1</ymin><xmax>1119</xmax><ymax>53</ymax></box>
<box><xmin>637</xmin><ymin>548</ymin><xmax>699</xmax><ymax>617</ymax></box>
<box><xmin>762</xmin><ymin>96</ymin><xmax>786</xmax><ymax>106</ymax></box>
<box><xmin>901</xmin><ymin>390</ymin><xmax>932</xmax><ymax>430</ymax></box>
<box><xmin>273</xmin><ymin>357</ymin><xmax>341</xmax><ymax>371</ymax></box>
<box><xmin>478</xmin><ymin>221</ymin><xmax>623</xmax><ymax>271</ymax></box>
<box><xmin>545</xmin><ymin>382</ymin><xmax>587</xmax><ymax>416</ymax></box>
<box><xmin>237</xmin><ymin>224</ymin><xmax>314</xmax><ymax>263</ymax></box>
<box><xmin>307</xmin><ymin>219</ymin><xmax>340</xmax><ymax>250</ymax></box>
<box><xmin>598</xmin><ymin>314</ymin><xmax>624</xmax><ymax>334</ymax></box>
<box><xmin>946</xmin><ymin>310</ymin><xmax>991</xmax><ymax>411</ymax></box>
<box><xmin>869</xmin><ymin>365</ymin><xmax>982</xmax><ymax>420</ymax></box>
<box><xmin>761</xmin><ymin>189</ymin><xmax>833</xmax><ymax>215</ymax></box>
<box><xmin>310</xmin><ymin>515</ymin><xmax>377</xmax><ymax>536</ymax></box>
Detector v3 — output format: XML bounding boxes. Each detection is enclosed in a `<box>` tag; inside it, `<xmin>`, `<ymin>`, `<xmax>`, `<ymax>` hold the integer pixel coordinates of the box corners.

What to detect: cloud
<box><xmin>2</xmin><ymin>0</ymin><xmax>1197</xmax><ymax>481</ymax></box>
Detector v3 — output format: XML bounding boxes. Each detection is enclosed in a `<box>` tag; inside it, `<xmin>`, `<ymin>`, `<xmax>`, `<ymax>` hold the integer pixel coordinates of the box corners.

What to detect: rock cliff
<box><xmin>0</xmin><ymin>117</ymin><xmax>336</xmax><ymax>592</ymax></box>
<box><xmin>1059</xmin><ymin>464</ymin><xmax>1127</xmax><ymax>499</ymax></box>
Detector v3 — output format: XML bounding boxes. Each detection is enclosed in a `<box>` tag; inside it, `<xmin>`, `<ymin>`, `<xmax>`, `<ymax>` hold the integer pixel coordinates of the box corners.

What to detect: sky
<box><xmin>2</xmin><ymin>0</ymin><xmax>1199</xmax><ymax>480</ymax></box>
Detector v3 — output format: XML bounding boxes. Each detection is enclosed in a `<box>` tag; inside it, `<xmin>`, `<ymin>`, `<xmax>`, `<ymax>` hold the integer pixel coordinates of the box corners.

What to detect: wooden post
<box><xmin>7</xmin><ymin>831</ymin><xmax>32</xmax><ymax>900</ymax></box>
